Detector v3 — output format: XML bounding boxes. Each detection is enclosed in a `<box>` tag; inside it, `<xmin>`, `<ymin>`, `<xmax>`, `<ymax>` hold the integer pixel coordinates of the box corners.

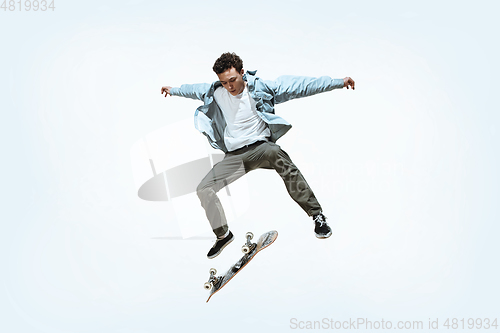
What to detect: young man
<box><xmin>161</xmin><ymin>52</ymin><xmax>355</xmax><ymax>259</ymax></box>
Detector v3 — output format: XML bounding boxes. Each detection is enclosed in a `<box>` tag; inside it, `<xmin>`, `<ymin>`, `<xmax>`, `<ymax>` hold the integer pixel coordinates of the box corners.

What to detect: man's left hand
<box><xmin>343</xmin><ymin>77</ymin><xmax>355</xmax><ymax>90</ymax></box>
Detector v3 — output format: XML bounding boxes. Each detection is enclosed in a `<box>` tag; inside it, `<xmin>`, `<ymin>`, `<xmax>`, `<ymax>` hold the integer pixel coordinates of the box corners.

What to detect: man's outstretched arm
<box><xmin>267</xmin><ymin>75</ymin><xmax>355</xmax><ymax>104</ymax></box>
<box><xmin>160</xmin><ymin>83</ymin><xmax>211</xmax><ymax>101</ymax></box>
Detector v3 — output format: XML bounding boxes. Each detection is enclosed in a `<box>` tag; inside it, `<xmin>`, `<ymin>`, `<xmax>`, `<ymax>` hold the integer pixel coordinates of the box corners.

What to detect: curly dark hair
<box><xmin>212</xmin><ymin>52</ymin><xmax>243</xmax><ymax>74</ymax></box>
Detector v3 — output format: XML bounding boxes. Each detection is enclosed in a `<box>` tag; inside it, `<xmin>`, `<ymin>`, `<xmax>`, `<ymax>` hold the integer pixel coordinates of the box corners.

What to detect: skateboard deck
<box><xmin>204</xmin><ymin>230</ymin><xmax>278</xmax><ymax>302</ymax></box>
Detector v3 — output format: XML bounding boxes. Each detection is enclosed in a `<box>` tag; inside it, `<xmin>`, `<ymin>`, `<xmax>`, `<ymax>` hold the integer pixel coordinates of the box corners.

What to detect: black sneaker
<box><xmin>207</xmin><ymin>231</ymin><xmax>234</xmax><ymax>259</ymax></box>
<box><xmin>313</xmin><ymin>213</ymin><xmax>332</xmax><ymax>239</ymax></box>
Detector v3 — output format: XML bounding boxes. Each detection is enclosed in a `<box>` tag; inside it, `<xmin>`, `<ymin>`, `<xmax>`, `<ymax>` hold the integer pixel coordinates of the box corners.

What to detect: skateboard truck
<box><xmin>241</xmin><ymin>232</ymin><xmax>256</xmax><ymax>254</ymax></box>
<box><xmin>203</xmin><ymin>268</ymin><xmax>219</xmax><ymax>291</ymax></box>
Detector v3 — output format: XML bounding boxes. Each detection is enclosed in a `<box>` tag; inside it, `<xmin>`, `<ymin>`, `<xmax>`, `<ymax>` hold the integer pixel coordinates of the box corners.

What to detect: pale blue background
<box><xmin>1</xmin><ymin>0</ymin><xmax>499</xmax><ymax>332</ymax></box>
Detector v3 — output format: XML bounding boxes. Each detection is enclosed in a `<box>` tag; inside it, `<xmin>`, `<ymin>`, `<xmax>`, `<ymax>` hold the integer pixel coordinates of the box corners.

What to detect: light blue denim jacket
<box><xmin>170</xmin><ymin>70</ymin><xmax>344</xmax><ymax>153</ymax></box>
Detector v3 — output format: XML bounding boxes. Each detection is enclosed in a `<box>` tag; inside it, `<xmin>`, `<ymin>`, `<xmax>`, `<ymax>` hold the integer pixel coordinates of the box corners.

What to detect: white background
<box><xmin>1</xmin><ymin>0</ymin><xmax>499</xmax><ymax>332</ymax></box>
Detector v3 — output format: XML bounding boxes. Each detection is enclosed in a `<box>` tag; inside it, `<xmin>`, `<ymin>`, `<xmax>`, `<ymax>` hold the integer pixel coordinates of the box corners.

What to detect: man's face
<box><xmin>217</xmin><ymin>67</ymin><xmax>245</xmax><ymax>96</ymax></box>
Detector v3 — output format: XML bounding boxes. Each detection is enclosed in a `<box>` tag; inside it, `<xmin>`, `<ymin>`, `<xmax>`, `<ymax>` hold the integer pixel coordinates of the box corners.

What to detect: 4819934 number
<box><xmin>1</xmin><ymin>0</ymin><xmax>55</xmax><ymax>11</ymax></box>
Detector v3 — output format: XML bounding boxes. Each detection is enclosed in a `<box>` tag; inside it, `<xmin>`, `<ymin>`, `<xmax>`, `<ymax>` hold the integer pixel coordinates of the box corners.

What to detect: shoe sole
<box><xmin>315</xmin><ymin>230</ymin><xmax>332</xmax><ymax>239</ymax></box>
<box><xmin>207</xmin><ymin>236</ymin><xmax>234</xmax><ymax>259</ymax></box>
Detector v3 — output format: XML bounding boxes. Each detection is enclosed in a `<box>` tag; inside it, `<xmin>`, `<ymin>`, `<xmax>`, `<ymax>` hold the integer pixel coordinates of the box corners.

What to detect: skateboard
<box><xmin>204</xmin><ymin>230</ymin><xmax>278</xmax><ymax>302</ymax></box>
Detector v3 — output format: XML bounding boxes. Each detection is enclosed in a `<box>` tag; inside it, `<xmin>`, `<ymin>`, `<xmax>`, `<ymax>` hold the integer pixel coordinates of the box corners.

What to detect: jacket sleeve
<box><xmin>266</xmin><ymin>76</ymin><xmax>344</xmax><ymax>104</ymax></box>
<box><xmin>170</xmin><ymin>83</ymin><xmax>211</xmax><ymax>101</ymax></box>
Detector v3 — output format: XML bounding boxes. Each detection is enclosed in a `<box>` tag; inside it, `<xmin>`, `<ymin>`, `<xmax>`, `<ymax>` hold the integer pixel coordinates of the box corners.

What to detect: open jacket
<box><xmin>170</xmin><ymin>70</ymin><xmax>344</xmax><ymax>153</ymax></box>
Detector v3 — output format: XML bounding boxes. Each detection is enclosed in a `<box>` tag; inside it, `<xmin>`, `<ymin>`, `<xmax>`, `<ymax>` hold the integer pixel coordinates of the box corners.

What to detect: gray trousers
<box><xmin>196</xmin><ymin>141</ymin><xmax>322</xmax><ymax>238</ymax></box>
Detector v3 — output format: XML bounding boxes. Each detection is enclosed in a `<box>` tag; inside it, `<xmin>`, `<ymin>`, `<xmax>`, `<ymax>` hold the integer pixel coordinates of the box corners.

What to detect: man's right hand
<box><xmin>161</xmin><ymin>86</ymin><xmax>172</xmax><ymax>97</ymax></box>
<box><xmin>343</xmin><ymin>77</ymin><xmax>355</xmax><ymax>90</ymax></box>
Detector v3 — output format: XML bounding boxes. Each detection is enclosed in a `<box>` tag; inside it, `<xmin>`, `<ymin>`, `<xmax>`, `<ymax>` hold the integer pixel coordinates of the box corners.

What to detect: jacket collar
<box><xmin>244</xmin><ymin>70</ymin><xmax>257</xmax><ymax>95</ymax></box>
<box><xmin>207</xmin><ymin>69</ymin><xmax>258</xmax><ymax>98</ymax></box>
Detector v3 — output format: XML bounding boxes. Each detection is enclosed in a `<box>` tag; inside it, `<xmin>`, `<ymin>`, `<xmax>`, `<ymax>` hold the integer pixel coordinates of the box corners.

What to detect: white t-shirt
<box><xmin>213</xmin><ymin>84</ymin><xmax>271</xmax><ymax>152</ymax></box>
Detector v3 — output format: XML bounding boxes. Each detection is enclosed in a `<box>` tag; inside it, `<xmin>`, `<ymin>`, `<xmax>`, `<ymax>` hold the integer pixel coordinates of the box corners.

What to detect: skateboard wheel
<box><xmin>209</xmin><ymin>268</ymin><xmax>217</xmax><ymax>275</ymax></box>
<box><xmin>204</xmin><ymin>282</ymin><xmax>213</xmax><ymax>290</ymax></box>
<box><xmin>241</xmin><ymin>245</ymin><xmax>250</xmax><ymax>254</ymax></box>
<box><xmin>245</xmin><ymin>232</ymin><xmax>254</xmax><ymax>240</ymax></box>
